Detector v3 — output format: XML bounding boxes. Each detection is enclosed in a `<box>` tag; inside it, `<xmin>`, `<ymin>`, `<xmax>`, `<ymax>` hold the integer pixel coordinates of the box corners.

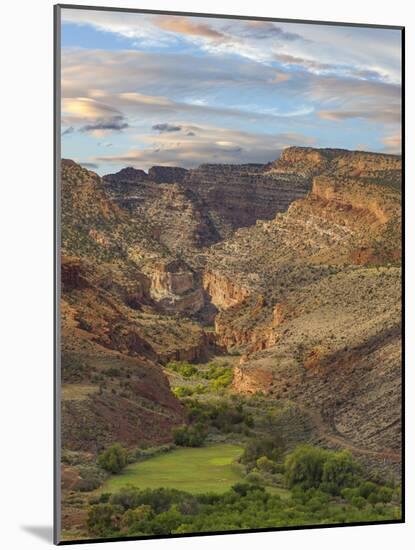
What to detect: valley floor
<box><xmin>100</xmin><ymin>443</ymin><xmax>244</xmax><ymax>494</ymax></box>
<box><xmin>60</xmin><ymin>355</ymin><xmax>401</xmax><ymax>542</ymax></box>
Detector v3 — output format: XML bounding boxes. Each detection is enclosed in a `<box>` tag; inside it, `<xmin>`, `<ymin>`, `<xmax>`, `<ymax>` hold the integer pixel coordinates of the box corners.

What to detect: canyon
<box><xmin>60</xmin><ymin>146</ymin><xmax>402</xmax><ymax>477</ymax></box>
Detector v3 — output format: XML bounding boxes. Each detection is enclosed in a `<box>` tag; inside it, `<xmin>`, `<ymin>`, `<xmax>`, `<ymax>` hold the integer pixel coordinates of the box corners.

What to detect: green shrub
<box><xmin>173</xmin><ymin>386</ymin><xmax>194</xmax><ymax>398</ymax></box>
<box><xmin>86</xmin><ymin>476</ymin><xmax>401</xmax><ymax>539</ymax></box>
<box><xmin>284</xmin><ymin>446</ymin><xmax>363</xmax><ymax>494</ymax></box>
<box><xmin>150</xmin><ymin>505</ymin><xmax>184</xmax><ymax>535</ymax></box>
<box><xmin>173</xmin><ymin>424</ymin><xmax>207</xmax><ymax>447</ymax></box>
<box><xmin>77</xmin><ymin>464</ymin><xmax>108</xmax><ymax>492</ymax></box>
<box><xmin>377</xmin><ymin>486</ymin><xmax>393</xmax><ymax>503</ymax></box>
<box><xmin>241</xmin><ymin>436</ymin><xmax>284</xmax><ymax>468</ymax></box>
<box><xmin>256</xmin><ymin>456</ymin><xmax>277</xmax><ymax>474</ymax></box>
<box><xmin>232</xmin><ymin>482</ymin><xmax>264</xmax><ymax>497</ymax></box>
<box><xmin>98</xmin><ymin>444</ymin><xmax>128</xmax><ymax>474</ymax></box>
<box><xmin>110</xmin><ymin>487</ymin><xmax>190</xmax><ymax>514</ymax></box>
<box><xmin>78</xmin><ymin>317</ymin><xmax>92</xmax><ymax>332</ymax></box>
<box><xmin>121</xmin><ymin>505</ymin><xmax>154</xmax><ymax>534</ymax></box>
<box><xmin>351</xmin><ymin>496</ymin><xmax>367</xmax><ymax>509</ymax></box>
<box><xmin>132</xmin><ymin>444</ymin><xmax>174</xmax><ymax>462</ymax></box>
<box><xmin>246</xmin><ymin>471</ymin><xmax>263</xmax><ymax>484</ymax></box>
<box><xmin>77</xmin><ymin>478</ymin><xmax>101</xmax><ymax>492</ymax></box>
<box><xmin>394</xmin><ymin>485</ymin><xmax>401</xmax><ymax>501</ymax></box>
<box><xmin>182</xmin><ymin>398</ymin><xmax>253</xmax><ymax>435</ymax></box>
<box><xmin>358</xmin><ymin>481</ymin><xmax>377</xmax><ymax>499</ymax></box>
<box><xmin>61</xmin><ymin>354</ymin><xmax>86</xmax><ymax>383</ymax></box>
<box><xmin>341</xmin><ymin>487</ymin><xmax>359</xmax><ymax>501</ymax></box>
<box><xmin>366</xmin><ymin>486</ymin><xmax>393</xmax><ymax>505</ymax></box>
<box><xmin>87</xmin><ymin>503</ymin><xmax>123</xmax><ymax>536</ymax></box>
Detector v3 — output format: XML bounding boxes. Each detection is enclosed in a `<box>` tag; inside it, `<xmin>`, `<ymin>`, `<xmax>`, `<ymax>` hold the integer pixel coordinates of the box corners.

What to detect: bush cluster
<box><xmin>185</xmin><ymin>399</ymin><xmax>254</xmax><ymax>435</ymax></box>
<box><xmin>168</xmin><ymin>360</ymin><xmax>234</xmax><ymax>395</ymax></box>
<box><xmin>86</xmin><ymin>479</ymin><xmax>400</xmax><ymax>539</ymax></box>
<box><xmin>284</xmin><ymin>446</ymin><xmax>361</xmax><ymax>494</ymax></box>
<box><xmin>167</xmin><ymin>361</ymin><xmax>198</xmax><ymax>379</ymax></box>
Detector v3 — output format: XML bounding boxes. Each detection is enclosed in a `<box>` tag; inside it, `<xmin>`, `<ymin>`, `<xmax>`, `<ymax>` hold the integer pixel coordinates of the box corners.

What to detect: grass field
<box><xmin>101</xmin><ymin>444</ymin><xmax>244</xmax><ymax>494</ymax></box>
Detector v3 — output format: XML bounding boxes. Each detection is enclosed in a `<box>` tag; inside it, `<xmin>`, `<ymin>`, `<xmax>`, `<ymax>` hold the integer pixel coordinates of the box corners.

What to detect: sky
<box><xmin>60</xmin><ymin>8</ymin><xmax>402</xmax><ymax>175</ymax></box>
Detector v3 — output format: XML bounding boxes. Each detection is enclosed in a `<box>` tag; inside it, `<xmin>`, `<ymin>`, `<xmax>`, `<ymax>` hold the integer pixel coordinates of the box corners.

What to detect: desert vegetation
<box><xmin>84</xmin><ymin>444</ymin><xmax>400</xmax><ymax>539</ymax></box>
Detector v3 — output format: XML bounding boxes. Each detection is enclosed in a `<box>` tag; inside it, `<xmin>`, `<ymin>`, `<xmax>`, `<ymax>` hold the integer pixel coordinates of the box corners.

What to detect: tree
<box><xmin>98</xmin><ymin>443</ymin><xmax>128</xmax><ymax>474</ymax></box>
<box><xmin>151</xmin><ymin>505</ymin><xmax>184</xmax><ymax>535</ymax></box>
<box><xmin>321</xmin><ymin>450</ymin><xmax>361</xmax><ymax>494</ymax></box>
<box><xmin>173</xmin><ymin>424</ymin><xmax>207</xmax><ymax>447</ymax></box>
<box><xmin>284</xmin><ymin>445</ymin><xmax>329</xmax><ymax>489</ymax></box>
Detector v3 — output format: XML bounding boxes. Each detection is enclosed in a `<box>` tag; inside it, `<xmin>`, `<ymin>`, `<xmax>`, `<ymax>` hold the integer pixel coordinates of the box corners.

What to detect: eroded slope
<box><xmin>202</xmin><ymin>148</ymin><xmax>402</xmax><ymax>466</ymax></box>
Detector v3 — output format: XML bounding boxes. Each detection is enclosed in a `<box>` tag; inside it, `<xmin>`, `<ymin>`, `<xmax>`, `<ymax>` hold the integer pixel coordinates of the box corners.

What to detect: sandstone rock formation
<box><xmin>61</xmin><ymin>146</ymin><xmax>402</xmax><ymax>474</ymax></box>
<box><xmin>199</xmin><ymin>148</ymin><xmax>401</xmax><ymax>469</ymax></box>
<box><xmin>181</xmin><ymin>162</ymin><xmax>311</xmax><ymax>235</ymax></box>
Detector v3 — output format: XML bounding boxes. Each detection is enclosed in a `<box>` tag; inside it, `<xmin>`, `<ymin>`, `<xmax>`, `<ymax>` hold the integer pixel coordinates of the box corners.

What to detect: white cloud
<box><xmin>93</xmin><ymin>123</ymin><xmax>316</xmax><ymax>169</ymax></box>
<box><xmin>61</xmin><ymin>8</ymin><xmax>401</xmax><ymax>84</ymax></box>
<box><xmin>60</xmin><ymin>10</ymin><xmax>402</xmax><ymax>167</ymax></box>
<box><xmin>382</xmin><ymin>133</ymin><xmax>401</xmax><ymax>153</ymax></box>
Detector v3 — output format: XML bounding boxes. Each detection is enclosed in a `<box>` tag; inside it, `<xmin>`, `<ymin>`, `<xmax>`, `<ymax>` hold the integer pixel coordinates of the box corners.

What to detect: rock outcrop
<box><xmin>102</xmin><ymin>178</ymin><xmax>221</xmax><ymax>256</ymax></box>
<box><xmin>181</xmin><ymin>163</ymin><xmax>311</xmax><ymax>234</ymax></box>
<box><xmin>148</xmin><ymin>165</ymin><xmax>188</xmax><ymax>183</ymax></box>
<box><xmin>103</xmin><ymin>166</ymin><xmax>149</xmax><ymax>183</ymax></box>
<box><xmin>265</xmin><ymin>146</ymin><xmax>401</xmax><ymax>182</ymax></box>
<box><xmin>203</xmin><ymin>270</ymin><xmax>250</xmax><ymax>310</ymax></box>
<box><xmin>149</xmin><ymin>260</ymin><xmax>205</xmax><ymax>315</ymax></box>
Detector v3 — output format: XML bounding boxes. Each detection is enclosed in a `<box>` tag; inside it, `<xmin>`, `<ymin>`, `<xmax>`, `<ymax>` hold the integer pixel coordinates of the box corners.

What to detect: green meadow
<box><xmin>101</xmin><ymin>444</ymin><xmax>244</xmax><ymax>494</ymax></box>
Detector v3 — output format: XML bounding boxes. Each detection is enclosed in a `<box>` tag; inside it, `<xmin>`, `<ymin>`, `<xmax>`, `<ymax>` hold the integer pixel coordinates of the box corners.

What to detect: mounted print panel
<box><xmin>54</xmin><ymin>4</ymin><xmax>404</xmax><ymax>544</ymax></box>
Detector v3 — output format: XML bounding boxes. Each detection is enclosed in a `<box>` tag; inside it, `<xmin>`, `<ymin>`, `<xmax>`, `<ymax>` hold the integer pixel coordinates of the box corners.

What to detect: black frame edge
<box><xmin>57</xmin><ymin>519</ymin><xmax>404</xmax><ymax>546</ymax></box>
<box><xmin>56</xmin><ymin>3</ymin><xmax>404</xmax><ymax>30</ymax></box>
<box><xmin>54</xmin><ymin>3</ymin><xmax>62</xmax><ymax>546</ymax></box>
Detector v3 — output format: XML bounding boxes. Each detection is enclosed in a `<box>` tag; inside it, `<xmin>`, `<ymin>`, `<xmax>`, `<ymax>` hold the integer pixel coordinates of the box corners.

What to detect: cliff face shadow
<box><xmin>21</xmin><ymin>525</ymin><xmax>53</xmax><ymax>543</ymax></box>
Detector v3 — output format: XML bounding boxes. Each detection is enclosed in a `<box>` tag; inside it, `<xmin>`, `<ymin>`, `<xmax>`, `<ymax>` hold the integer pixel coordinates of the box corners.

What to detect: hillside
<box><xmin>61</xmin><ymin>148</ymin><xmax>402</xmax><ymax>455</ymax></box>
<box><xmin>60</xmin><ymin>147</ymin><xmax>402</xmax><ymax>537</ymax></box>
<box><xmin>60</xmin><ymin>160</ymin><xmax>217</xmax><ymax>452</ymax></box>
<box><xmin>201</xmin><ymin>148</ymin><xmax>402</xmax><ymax>471</ymax></box>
